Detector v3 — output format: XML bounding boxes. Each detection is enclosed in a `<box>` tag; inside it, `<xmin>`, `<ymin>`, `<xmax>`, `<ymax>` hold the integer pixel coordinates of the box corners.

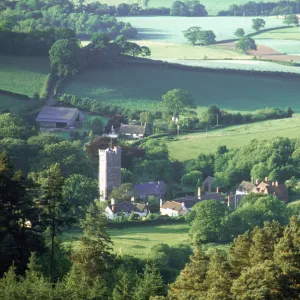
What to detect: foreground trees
<box><xmin>170</xmin><ymin>218</ymin><xmax>300</xmax><ymax>299</ymax></box>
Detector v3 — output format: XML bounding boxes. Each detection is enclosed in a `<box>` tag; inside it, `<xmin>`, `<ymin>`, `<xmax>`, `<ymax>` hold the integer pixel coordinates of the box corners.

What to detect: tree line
<box><xmin>0</xmin><ymin>0</ymin><xmax>137</xmax><ymax>38</ymax></box>
<box><xmin>218</xmin><ymin>0</ymin><xmax>300</xmax><ymax>16</ymax></box>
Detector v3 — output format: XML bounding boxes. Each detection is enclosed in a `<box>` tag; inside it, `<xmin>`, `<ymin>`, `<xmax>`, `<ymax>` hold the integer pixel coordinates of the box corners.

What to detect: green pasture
<box><xmin>166</xmin><ymin>115</ymin><xmax>300</xmax><ymax>161</ymax></box>
<box><xmin>60</xmin><ymin>65</ymin><xmax>300</xmax><ymax>112</ymax></box>
<box><xmin>0</xmin><ymin>55</ymin><xmax>51</xmax><ymax>97</ymax></box>
<box><xmin>0</xmin><ymin>93</ymin><xmax>37</xmax><ymax>114</ymax></box>
<box><xmin>62</xmin><ymin>223</ymin><xmax>229</xmax><ymax>259</ymax></box>
<box><xmin>254</xmin><ymin>26</ymin><xmax>300</xmax><ymax>40</ymax></box>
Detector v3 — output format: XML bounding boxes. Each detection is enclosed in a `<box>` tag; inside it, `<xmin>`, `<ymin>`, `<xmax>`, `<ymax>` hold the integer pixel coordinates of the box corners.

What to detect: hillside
<box><xmin>166</xmin><ymin>116</ymin><xmax>300</xmax><ymax>160</ymax></box>
<box><xmin>59</xmin><ymin>64</ymin><xmax>300</xmax><ymax>113</ymax></box>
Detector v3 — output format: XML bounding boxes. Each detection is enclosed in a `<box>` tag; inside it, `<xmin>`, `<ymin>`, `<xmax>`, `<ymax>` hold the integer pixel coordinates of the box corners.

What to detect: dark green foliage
<box><xmin>171</xmin><ymin>0</ymin><xmax>207</xmax><ymax>16</ymax></box>
<box><xmin>283</xmin><ymin>14</ymin><xmax>299</xmax><ymax>26</ymax></box>
<box><xmin>236</xmin><ymin>37</ymin><xmax>257</xmax><ymax>54</ymax></box>
<box><xmin>252</xmin><ymin>18</ymin><xmax>266</xmax><ymax>31</ymax></box>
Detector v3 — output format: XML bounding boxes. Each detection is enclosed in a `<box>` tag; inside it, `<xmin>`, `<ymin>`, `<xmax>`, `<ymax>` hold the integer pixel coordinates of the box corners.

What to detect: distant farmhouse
<box><xmin>119</xmin><ymin>123</ymin><xmax>146</xmax><ymax>139</ymax></box>
<box><xmin>36</xmin><ymin>107</ymin><xmax>85</xmax><ymax>128</ymax></box>
<box><xmin>134</xmin><ymin>181</ymin><xmax>167</xmax><ymax>201</ymax></box>
<box><xmin>105</xmin><ymin>199</ymin><xmax>149</xmax><ymax>220</ymax></box>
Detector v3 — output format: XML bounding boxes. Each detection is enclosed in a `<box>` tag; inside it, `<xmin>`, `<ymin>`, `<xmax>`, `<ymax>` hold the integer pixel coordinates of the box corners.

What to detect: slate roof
<box><xmin>108</xmin><ymin>202</ymin><xmax>147</xmax><ymax>214</ymax></box>
<box><xmin>134</xmin><ymin>181</ymin><xmax>166</xmax><ymax>199</ymax></box>
<box><xmin>172</xmin><ymin>197</ymin><xmax>199</xmax><ymax>208</ymax></box>
<box><xmin>201</xmin><ymin>193</ymin><xmax>226</xmax><ymax>201</ymax></box>
<box><xmin>251</xmin><ymin>181</ymin><xmax>288</xmax><ymax>202</ymax></box>
<box><xmin>119</xmin><ymin>124</ymin><xmax>146</xmax><ymax>135</ymax></box>
<box><xmin>237</xmin><ymin>181</ymin><xmax>256</xmax><ymax>193</ymax></box>
<box><xmin>36</xmin><ymin>107</ymin><xmax>80</xmax><ymax>122</ymax></box>
<box><xmin>202</xmin><ymin>176</ymin><xmax>215</xmax><ymax>186</ymax></box>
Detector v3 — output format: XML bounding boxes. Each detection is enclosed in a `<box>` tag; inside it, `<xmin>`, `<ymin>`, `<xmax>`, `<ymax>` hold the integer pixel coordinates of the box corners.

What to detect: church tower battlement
<box><xmin>99</xmin><ymin>146</ymin><xmax>121</xmax><ymax>200</ymax></box>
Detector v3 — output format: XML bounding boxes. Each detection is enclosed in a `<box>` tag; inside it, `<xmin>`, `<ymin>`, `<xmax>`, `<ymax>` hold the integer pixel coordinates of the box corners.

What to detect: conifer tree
<box><xmin>249</xmin><ymin>221</ymin><xmax>283</xmax><ymax>266</ymax></box>
<box><xmin>133</xmin><ymin>263</ymin><xmax>166</xmax><ymax>300</ymax></box>
<box><xmin>0</xmin><ymin>264</ymin><xmax>20</xmax><ymax>300</ymax></box>
<box><xmin>274</xmin><ymin>217</ymin><xmax>300</xmax><ymax>294</ymax></box>
<box><xmin>205</xmin><ymin>249</ymin><xmax>233</xmax><ymax>300</ymax></box>
<box><xmin>228</xmin><ymin>232</ymin><xmax>251</xmax><ymax>276</ymax></box>
<box><xmin>72</xmin><ymin>202</ymin><xmax>115</xmax><ymax>279</ymax></box>
<box><xmin>113</xmin><ymin>270</ymin><xmax>138</xmax><ymax>300</ymax></box>
<box><xmin>168</xmin><ymin>245</ymin><xmax>209</xmax><ymax>299</ymax></box>
<box><xmin>40</xmin><ymin>163</ymin><xmax>74</xmax><ymax>282</ymax></box>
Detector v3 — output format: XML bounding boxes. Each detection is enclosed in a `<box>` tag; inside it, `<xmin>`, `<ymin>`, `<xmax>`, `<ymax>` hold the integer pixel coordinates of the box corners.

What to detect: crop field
<box><xmin>0</xmin><ymin>55</ymin><xmax>51</xmax><ymax>97</ymax></box>
<box><xmin>62</xmin><ymin>223</ymin><xmax>229</xmax><ymax>259</ymax></box>
<box><xmin>165</xmin><ymin>115</ymin><xmax>300</xmax><ymax>161</ymax></box>
<box><xmin>0</xmin><ymin>93</ymin><xmax>37</xmax><ymax>114</ymax></box>
<box><xmin>60</xmin><ymin>65</ymin><xmax>300</xmax><ymax>112</ymax></box>
<box><xmin>118</xmin><ymin>16</ymin><xmax>283</xmax><ymax>42</ymax></box>
<box><xmin>254</xmin><ymin>26</ymin><xmax>300</xmax><ymax>40</ymax></box>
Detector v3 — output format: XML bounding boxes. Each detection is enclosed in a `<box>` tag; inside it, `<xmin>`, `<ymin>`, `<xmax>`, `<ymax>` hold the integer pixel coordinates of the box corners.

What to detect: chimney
<box><xmin>275</xmin><ymin>181</ymin><xmax>279</xmax><ymax>187</ymax></box>
<box><xmin>216</xmin><ymin>187</ymin><xmax>220</xmax><ymax>193</ymax></box>
<box><xmin>197</xmin><ymin>187</ymin><xmax>201</xmax><ymax>200</ymax></box>
<box><xmin>181</xmin><ymin>202</ymin><xmax>185</xmax><ymax>208</ymax></box>
<box><xmin>111</xmin><ymin>198</ymin><xmax>115</xmax><ymax>212</ymax></box>
<box><xmin>160</xmin><ymin>199</ymin><xmax>163</xmax><ymax>208</ymax></box>
<box><xmin>264</xmin><ymin>177</ymin><xmax>268</xmax><ymax>182</ymax></box>
<box><xmin>255</xmin><ymin>179</ymin><xmax>259</xmax><ymax>185</ymax></box>
<box><xmin>227</xmin><ymin>195</ymin><xmax>231</xmax><ymax>207</ymax></box>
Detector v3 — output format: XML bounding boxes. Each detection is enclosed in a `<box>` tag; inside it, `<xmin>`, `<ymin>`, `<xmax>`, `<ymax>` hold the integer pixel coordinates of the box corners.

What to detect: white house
<box><xmin>118</xmin><ymin>124</ymin><xmax>146</xmax><ymax>139</ymax></box>
<box><xmin>105</xmin><ymin>199</ymin><xmax>149</xmax><ymax>220</ymax></box>
<box><xmin>160</xmin><ymin>201</ymin><xmax>190</xmax><ymax>217</ymax></box>
<box><xmin>236</xmin><ymin>180</ymin><xmax>256</xmax><ymax>196</ymax></box>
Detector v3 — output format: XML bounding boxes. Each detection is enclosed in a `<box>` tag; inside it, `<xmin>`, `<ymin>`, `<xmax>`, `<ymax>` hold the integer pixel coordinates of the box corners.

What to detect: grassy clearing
<box><xmin>0</xmin><ymin>55</ymin><xmax>51</xmax><ymax>97</ymax></box>
<box><xmin>166</xmin><ymin>115</ymin><xmax>300</xmax><ymax>161</ymax></box>
<box><xmin>60</xmin><ymin>65</ymin><xmax>300</xmax><ymax>112</ymax></box>
<box><xmin>0</xmin><ymin>93</ymin><xmax>38</xmax><ymax>114</ymax></box>
<box><xmin>254</xmin><ymin>26</ymin><xmax>300</xmax><ymax>40</ymax></box>
<box><xmin>62</xmin><ymin>223</ymin><xmax>229</xmax><ymax>259</ymax></box>
<box><xmin>135</xmin><ymin>40</ymin><xmax>246</xmax><ymax>60</ymax></box>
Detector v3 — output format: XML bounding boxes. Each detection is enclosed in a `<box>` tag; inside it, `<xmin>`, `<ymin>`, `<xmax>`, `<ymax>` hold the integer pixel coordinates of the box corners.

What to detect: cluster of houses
<box><xmin>103</xmin><ymin>174</ymin><xmax>289</xmax><ymax>220</ymax></box>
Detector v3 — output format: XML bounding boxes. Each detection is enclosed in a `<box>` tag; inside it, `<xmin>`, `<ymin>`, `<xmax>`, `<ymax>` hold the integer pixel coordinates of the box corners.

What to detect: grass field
<box><xmin>62</xmin><ymin>223</ymin><xmax>229</xmax><ymax>259</ymax></box>
<box><xmin>135</xmin><ymin>40</ymin><xmax>246</xmax><ymax>60</ymax></box>
<box><xmin>254</xmin><ymin>26</ymin><xmax>300</xmax><ymax>40</ymax></box>
<box><xmin>118</xmin><ymin>16</ymin><xmax>283</xmax><ymax>42</ymax></box>
<box><xmin>0</xmin><ymin>93</ymin><xmax>38</xmax><ymax>113</ymax></box>
<box><xmin>0</xmin><ymin>55</ymin><xmax>51</xmax><ymax>97</ymax></box>
<box><xmin>165</xmin><ymin>115</ymin><xmax>300</xmax><ymax>161</ymax></box>
<box><xmin>60</xmin><ymin>65</ymin><xmax>300</xmax><ymax>112</ymax></box>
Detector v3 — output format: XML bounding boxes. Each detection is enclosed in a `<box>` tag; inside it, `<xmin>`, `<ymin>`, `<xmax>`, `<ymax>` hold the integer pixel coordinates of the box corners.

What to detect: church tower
<box><xmin>99</xmin><ymin>146</ymin><xmax>121</xmax><ymax>200</ymax></box>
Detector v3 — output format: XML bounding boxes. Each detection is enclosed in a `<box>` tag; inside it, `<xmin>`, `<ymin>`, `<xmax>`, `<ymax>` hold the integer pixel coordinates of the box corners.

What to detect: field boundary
<box><xmin>0</xmin><ymin>89</ymin><xmax>30</xmax><ymax>100</ymax></box>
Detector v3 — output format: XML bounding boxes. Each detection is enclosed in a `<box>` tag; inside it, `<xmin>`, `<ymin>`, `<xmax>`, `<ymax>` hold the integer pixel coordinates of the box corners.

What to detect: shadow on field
<box><xmin>113</xmin><ymin>237</ymin><xmax>150</xmax><ymax>241</ymax></box>
<box><xmin>137</xmin><ymin>28</ymin><xmax>170</xmax><ymax>40</ymax></box>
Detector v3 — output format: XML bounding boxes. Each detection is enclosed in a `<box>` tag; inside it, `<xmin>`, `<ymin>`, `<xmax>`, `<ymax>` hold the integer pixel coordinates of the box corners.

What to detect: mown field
<box><xmin>166</xmin><ymin>115</ymin><xmax>300</xmax><ymax>161</ymax></box>
<box><xmin>0</xmin><ymin>93</ymin><xmax>38</xmax><ymax>113</ymax></box>
<box><xmin>62</xmin><ymin>223</ymin><xmax>229</xmax><ymax>259</ymax></box>
<box><xmin>254</xmin><ymin>26</ymin><xmax>300</xmax><ymax>40</ymax></box>
<box><xmin>0</xmin><ymin>55</ymin><xmax>51</xmax><ymax>97</ymax></box>
<box><xmin>60</xmin><ymin>65</ymin><xmax>300</xmax><ymax>112</ymax></box>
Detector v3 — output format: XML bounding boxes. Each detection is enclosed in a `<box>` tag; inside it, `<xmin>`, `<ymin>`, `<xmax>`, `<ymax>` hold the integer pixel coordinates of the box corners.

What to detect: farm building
<box><xmin>119</xmin><ymin>123</ymin><xmax>146</xmax><ymax>139</ymax></box>
<box><xmin>134</xmin><ymin>181</ymin><xmax>167</xmax><ymax>201</ymax></box>
<box><xmin>105</xmin><ymin>199</ymin><xmax>149</xmax><ymax>220</ymax></box>
<box><xmin>36</xmin><ymin>107</ymin><xmax>85</xmax><ymax>128</ymax></box>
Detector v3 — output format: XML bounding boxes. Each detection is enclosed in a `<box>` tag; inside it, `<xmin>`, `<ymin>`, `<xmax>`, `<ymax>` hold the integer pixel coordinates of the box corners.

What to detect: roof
<box><xmin>36</xmin><ymin>107</ymin><xmax>80</xmax><ymax>122</ymax></box>
<box><xmin>119</xmin><ymin>124</ymin><xmax>146</xmax><ymax>135</ymax></box>
<box><xmin>251</xmin><ymin>181</ymin><xmax>288</xmax><ymax>202</ymax></box>
<box><xmin>161</xmin><ymin>201</ymin><xmax>189</xmax><ymax>215</ymax></box>
<box><xmin>201</xmin><ymin>193</ymin><xmax>226</xmax><ymax>201</ymax></box>
<box><xmin>237</xmin><ymin>181</ymin><xmax>255</xmax><ymax>193</ymax></box>
<box><xmin>202</xmin><ymin>176</ymin><xmax>214</xmax><ymax>186</ymax></box>
<box><xmin>172</xmin><ymin>197</ymin><xmax>199</xmax><ymax>208</ymax></box>
<box><xmin>134</xmin><ymin>181</ymin><xmax>166</xmax><ymax>198</ymax></box>
<box><xmin>108</xmin><ymin>202</ymin><xmax>147</xmax><ymax>214</ymax></box>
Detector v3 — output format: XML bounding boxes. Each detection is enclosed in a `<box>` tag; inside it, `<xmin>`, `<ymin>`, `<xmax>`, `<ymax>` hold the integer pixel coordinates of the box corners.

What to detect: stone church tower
<box><xmin>99</xmin><ymin>146</ymin><xmax>121</xmax><ymax>200</ymax></box>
